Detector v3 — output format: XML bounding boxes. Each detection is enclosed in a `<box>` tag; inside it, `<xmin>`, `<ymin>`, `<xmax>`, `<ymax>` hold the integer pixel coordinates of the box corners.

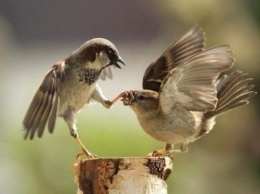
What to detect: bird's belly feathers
<box><xmin>137</xmin><ymin>108</ymin><xmax>203</xmax><ymax>144</ymax></box>
<box><xmin>58</xmin><ymin>79</ymin><xmax>96</xmax><ymax>115</ymax></box>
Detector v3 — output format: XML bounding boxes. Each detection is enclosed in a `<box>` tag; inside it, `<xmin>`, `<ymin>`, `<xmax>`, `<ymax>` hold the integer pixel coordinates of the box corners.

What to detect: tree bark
<box><xmin>72</xmin><ymin>157</ymin><xmax>173</xmax><ymax>194</ymax></box>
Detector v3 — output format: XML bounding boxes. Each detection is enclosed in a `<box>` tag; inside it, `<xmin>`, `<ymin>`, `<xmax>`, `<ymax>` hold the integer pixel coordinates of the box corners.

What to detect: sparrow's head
<box><xmin>66</xmin><ymin>38</ymin><xmax>125</xmax><ymax>69</ymax></box>
<box><xmin>122</xmin><ymin>90</ymin><xmax>159</xmax><ymax>117</ymax></box>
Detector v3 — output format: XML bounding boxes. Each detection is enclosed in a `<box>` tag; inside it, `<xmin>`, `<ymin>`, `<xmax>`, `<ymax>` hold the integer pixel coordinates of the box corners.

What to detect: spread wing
<box><xmin>159</xmin><ymin>45</ymin><xmax>234</xmax><ymax>114</ymax></box>
<box><xmin>23</xmin><ymin>62</ymin><xmax>65</xmax><ymax>139</ymax></box>
<box><xmin>143</xmin><ymin>25</ymin><xmax>206</xmax><ymax>92</ymax></box>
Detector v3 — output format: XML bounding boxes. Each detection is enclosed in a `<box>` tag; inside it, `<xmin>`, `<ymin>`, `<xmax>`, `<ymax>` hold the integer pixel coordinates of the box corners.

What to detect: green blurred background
<box><xmin>0</xmin><ymin>0</ymin><xmax>260</xmax><ymax>193</ymax></box>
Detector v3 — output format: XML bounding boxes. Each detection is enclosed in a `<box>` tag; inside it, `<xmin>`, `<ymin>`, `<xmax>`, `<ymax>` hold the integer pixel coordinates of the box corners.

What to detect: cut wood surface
<box><xmin>72</xmin><ymin>157</ymin><xmax>173</xmax><ymax>194</ymax></box>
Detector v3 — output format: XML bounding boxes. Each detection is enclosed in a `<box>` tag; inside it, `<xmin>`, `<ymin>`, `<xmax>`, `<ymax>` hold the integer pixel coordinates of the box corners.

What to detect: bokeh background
<box><xmin>0</xmin><ymin>0</ymin><xmax>260</xmax><ymax>193</ymax></box>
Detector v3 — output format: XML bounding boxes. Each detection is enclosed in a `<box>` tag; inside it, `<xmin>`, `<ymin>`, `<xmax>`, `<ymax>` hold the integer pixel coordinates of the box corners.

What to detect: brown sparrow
<box><xmin>121</xmin><ymin>27</ymin><xmax>256</xmax><ymax>156</ymax></box>
<box><xmin>23</xmin><ymin>38</ymin><xmax>125</xmax><ymax>158</ymax></box>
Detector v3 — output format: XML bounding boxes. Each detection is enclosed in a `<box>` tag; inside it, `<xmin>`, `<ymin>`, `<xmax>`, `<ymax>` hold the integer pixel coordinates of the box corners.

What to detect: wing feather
<box><xmin>143</xmin><ymin>25</ymin><xmax>206</xmax><ymax>91</ymax></box>
<box><xmin>23</xmin><ymin>62</ymin><xmax>65</xmax><ymax>139</ymax></box>
<box><xmin>159</xmin><ymin>45</ymin><xmax>234</xmax><ymax>114</ymax></box>
<box><xmin>48</xmin><ymin>86</ymin><xmax>59</xmax><ymax>134</ymax></box>
<box><xmin>36</xmin><ymin>77</ymin><xmax>56</xmax><ymax>138</ymax></box>
<box><xmin>37</xmin><ymin>94</ymin><xmax>54</xmax><ymax>137</ymax></box>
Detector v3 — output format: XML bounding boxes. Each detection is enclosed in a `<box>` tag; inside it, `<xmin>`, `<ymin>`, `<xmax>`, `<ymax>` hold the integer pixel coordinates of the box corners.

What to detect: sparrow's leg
<box><xmin>63</xmin><ymin>107</ymin><xmax>96</xmax><ymax>159</ymax></box>
<box><xmin>108</xmin><ymin>90</ymin><xmax>135</xmax><ymax>107</ymax></box>
<box><xmin>167</xmin><ymin>143</ymin><xmax>188</xmax><ymax>153</ymax></box>
<box><xmin>91</xmin><ymin>85</ymin><xmax>111</xmax><ymax>108</ymax></box>
<box><xmin>149</xmin><ymin>144</ymin><xmax>174</xmax><ymax>157</ymax></box>
<box><xmin>75</xmin><ymin>137</ymin><xmax>96</xmax><ymax>159</ymax></box>
<box><xmin>150</xmin><ymin>143</ymin><xmax>189</xmax><ymax>157</ymax></box>
<box><xmin>92</xmin><ymin>85</ymin><xmax>132</xmax><ymax>108</ymax></box>
<box><xmin>108</xmin><ymin>91</ymin><xmax>131</xmax><ymax>105</ymax></box>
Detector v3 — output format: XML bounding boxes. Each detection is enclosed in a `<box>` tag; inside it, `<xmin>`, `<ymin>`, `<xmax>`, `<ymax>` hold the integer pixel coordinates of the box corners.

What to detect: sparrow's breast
<box><xmin>138</xmin><ymin>107</ymin><xmax>203</xmax><ymax>144</ymax></box>
<box><xmin>58</xmin><ymin>67</ymin><xmax>100</xmax><ymax>115</ymax></box>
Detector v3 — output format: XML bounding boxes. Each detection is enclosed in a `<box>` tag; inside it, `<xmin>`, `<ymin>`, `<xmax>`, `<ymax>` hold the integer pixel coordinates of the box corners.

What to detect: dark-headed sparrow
<box><xmin>23</xmin><ymin>38</ymin><xmax>125</xmax><ymax>158</ymax></box>
<box><xmin>121</xmin><ymin>26</ymin><xmax>256</xmax><ymax>156</ymax></box>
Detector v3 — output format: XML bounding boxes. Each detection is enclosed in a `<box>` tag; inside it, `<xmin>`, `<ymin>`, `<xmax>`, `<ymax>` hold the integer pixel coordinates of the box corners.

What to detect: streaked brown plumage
<box><xmin>121</xmin><ymin>26</ymin><xmax>256</xmax><ymax>155</ymax></box>
<box><xmin>23</xmin><ymin>38</ymin><xmax>125</xmax><ymax>158</ymax></box>
<box><xmin>143</xmin><ymin>25</ymin><xmax>206</xmax><ymax>91</ymax></box>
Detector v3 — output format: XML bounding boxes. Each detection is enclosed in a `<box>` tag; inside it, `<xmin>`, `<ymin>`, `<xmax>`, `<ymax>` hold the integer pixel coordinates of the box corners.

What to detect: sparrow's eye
<box><xmin>107</xmin><ymin>50</ymin><xmax>117</xmax><ymax>61</ymax></box>
<box><xmin>138</xmin><ymin>95</ymin><xmax>146</xmax><ymax>100</ymax></box>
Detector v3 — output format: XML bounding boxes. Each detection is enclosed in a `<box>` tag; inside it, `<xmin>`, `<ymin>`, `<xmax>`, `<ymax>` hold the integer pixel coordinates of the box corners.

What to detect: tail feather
<box><xmin>196</xmin><ymin>70</ymin><xmax>256</xmax><ymax>138</ymax></box>
<box><xmin>206</xmin><ymin>70</ymin><xmax>256</xmax><ymax>118</ymax></box>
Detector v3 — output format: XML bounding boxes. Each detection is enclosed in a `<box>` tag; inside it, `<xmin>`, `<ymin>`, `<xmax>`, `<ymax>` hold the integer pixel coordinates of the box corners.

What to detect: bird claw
<box><xmin>75</xmin><ymin>136</ymin><xmax>97</xmax><ymax>160</ymax></box>
<box><xmin>104</xmin><ymin>100</ymin><xmax>113</xmax><ymax>108</ymax></box>
<box><xmin>76</xmin><ymin>149</ymin><xmax>97</xmax><ymax>160</ymax></box>
<box><xmin>148</xmin><ymin>149</ymin><xmax>173</xmax><ymax>157</ymax></box>
<box><xmin>108</xmin><ymin>90</ymin><xmax>134</xmax><ymax>107</ymax></box>
<box><xmin>148</xmin><ymin>146</ymin><xmax>188</xmax><ymax>158</ymax></box>
<box><xmin>70</xmin><ymin>129</ymin><xmax>78</xmax><ymax>138</ymax></box>
<box><xmin>120</xmin><ymin>90</ymin><xmax>135</xmax><ymax>105</ymax></box>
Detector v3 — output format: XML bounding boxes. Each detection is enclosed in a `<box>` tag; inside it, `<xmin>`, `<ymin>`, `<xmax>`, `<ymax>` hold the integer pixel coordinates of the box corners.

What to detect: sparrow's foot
<box><xmin>120</xmin><ymin>90</ymin><xmax>135</xmax><ymax>105</ymax></box>
<box><xmin>75</xmin><ymin>136</ymin><xmax>97</xmax><ymax>159</ymax></box>
<box><xmin>103</xmin><ymin>91</ymin><xmax>133</xmax><ymax>108</ymax></box>
<box><xmin>148</xmin><ymin>149</ymin><xmax>173</xmax><ymax>157</ymax></box>
<box><xmin>76</xmin><ymin>149</ymin><xmax>97</xmax><ymax>160</ymax></box>
<box><xmin>148</xmin><ymin>144</ymin><xmax>188</xmax><ymax>157</ymax></box>
<box><xmin>103</xmin><ymin>100</ymin><xmax>113</xmax><ymax>108</ymax></box>
<box><xmin>70</xmin><ymin>129</ymin><xmax>78</xmax><ymax>138</ymax></box>
<box><xmin>113</xmin><ymin>91</ymin><xmax>134</xmax><ymax>104</ymax></box>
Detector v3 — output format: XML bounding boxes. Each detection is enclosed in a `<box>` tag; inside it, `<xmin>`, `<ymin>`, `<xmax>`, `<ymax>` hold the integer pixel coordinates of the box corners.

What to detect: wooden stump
<box><xmin>72</xmin><ymin>157</ymin><xmax>173</xmax><ymax>194</ymax></box>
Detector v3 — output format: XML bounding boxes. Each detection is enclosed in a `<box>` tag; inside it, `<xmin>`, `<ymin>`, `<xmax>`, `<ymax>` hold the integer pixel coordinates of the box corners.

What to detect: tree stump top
<box><xmin>72</xmin><ymin>157</ymin><xmax>173</xmax><ymax>194</ymax></box>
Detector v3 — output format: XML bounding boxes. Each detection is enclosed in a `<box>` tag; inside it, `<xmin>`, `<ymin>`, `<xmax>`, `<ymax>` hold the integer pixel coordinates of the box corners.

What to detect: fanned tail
<box><xmin>206</xmin><ymin>70</ymin><xmax>256</xmax><ymax>118</ymax></box>
<box><xmin>196</xmin><ymin>70</ymin><xmax>256</xmax><ymax>138</ymax></box>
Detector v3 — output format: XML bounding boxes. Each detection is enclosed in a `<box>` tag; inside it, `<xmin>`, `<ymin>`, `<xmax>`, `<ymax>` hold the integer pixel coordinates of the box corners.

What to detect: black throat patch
<box><xmin>78</xmin><ymin>68</ymin><xmax>101</xmax><ymax>85</ymax></box>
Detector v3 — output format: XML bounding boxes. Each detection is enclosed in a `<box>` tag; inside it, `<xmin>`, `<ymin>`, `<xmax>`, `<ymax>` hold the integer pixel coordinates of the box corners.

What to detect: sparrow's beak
<box><xmin>111</xmin><ymin>56</ymin><xmax>125</xmax><ymax>69</ymax></box>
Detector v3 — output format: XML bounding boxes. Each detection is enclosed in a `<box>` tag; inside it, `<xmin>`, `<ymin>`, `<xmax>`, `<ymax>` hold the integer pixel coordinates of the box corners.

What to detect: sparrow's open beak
<box><xmin>111</xmin><ymin>56</ymin><xmax>125</xmax><ymax>69</ymax></box>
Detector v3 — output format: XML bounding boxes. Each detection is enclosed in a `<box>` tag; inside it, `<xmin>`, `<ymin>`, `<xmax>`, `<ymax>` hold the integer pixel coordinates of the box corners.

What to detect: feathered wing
<box><xmin>159</xmin><ymin>45</ymin><xmax>234</xmax><ymax>114</ymax></box>
<box><xmin>205</xmin><ymin>70</ymin><xmax>257</xmax><ymax>118</ymax></box>
<box><xmin>23</xmin><ymin>62</ymin><xmax>65</xmax><ymax>139</ymax></box>
<box><xmin>143</xmin><ymin>25</ymin><xmax>206</xmax><ymax>92</ymax></box>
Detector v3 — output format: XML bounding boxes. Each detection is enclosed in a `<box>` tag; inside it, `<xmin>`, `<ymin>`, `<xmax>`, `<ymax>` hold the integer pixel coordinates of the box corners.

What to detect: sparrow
<box><xmin>121</xmin><ymin>26</ymin><xmax>256</xmax><ymax>156</ymax></box>
<box><xmin>23</xmin><ymin>38</ymin><xmax>125</xmax><ymax>158</ymax></box>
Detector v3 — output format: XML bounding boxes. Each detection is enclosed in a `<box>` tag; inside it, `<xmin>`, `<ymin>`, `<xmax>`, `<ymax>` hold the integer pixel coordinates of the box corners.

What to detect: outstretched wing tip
<box><xmin>143</xmin><ymin>26</ymin><xmax>206</xmax><ymax>92</ymax></box>
<box><xmin>159</xmin><ymin>45</ymin><xmax>235</xmax><ymax>114</ymax></box>
<box><xmin>22</xmin><ymin>63</ymin><xmax>64</xmax><ymax>140</ymax></box>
